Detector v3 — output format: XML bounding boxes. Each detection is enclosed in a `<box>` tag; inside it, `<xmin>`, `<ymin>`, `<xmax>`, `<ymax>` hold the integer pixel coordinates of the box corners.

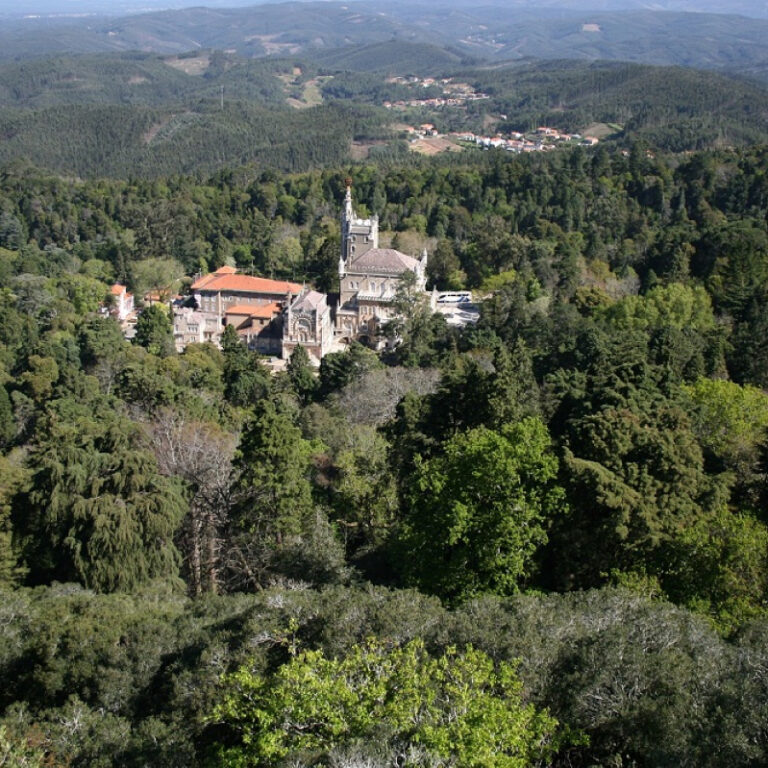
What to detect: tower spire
<box><xmin>344</xmin><ymin>177</ymin><xmax>353</xmax><ymax>221</ymax></box>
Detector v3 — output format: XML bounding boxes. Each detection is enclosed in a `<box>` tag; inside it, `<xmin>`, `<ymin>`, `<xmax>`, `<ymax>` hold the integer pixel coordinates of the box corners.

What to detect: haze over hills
<box><xmin>6</xmin><ymin>0</ymin><xmax>768</xmax><ymax>19</ymax></box>
<box><xmin>3</xmin><ymin>1</ymin><xmax>768</xmax><ymax>79</ymax></box>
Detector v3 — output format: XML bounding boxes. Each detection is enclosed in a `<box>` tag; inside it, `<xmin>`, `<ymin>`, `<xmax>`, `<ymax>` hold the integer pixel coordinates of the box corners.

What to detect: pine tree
<box><xmin>134</xmin><ymin>305</ymin><xmax>174</xmax><ymax>357</ymax></box>
<box><xmin>286</xmin><ymin>344</ymin><xmax>317</xmax><ymax>405</ymax></box>
<box><xmin>232</xmin><ymin>397</ymin><xmax>313</xmax><ymax>541</ymax></box>
<box><xmin>221</xmin><ymin>324</ymin><xmax>270</xmax><ymax>408</ymax></box>
<box><xmin>14</xmin><ymin>410</ymin><xmax>184</xmax><ymax>592</ymax></box>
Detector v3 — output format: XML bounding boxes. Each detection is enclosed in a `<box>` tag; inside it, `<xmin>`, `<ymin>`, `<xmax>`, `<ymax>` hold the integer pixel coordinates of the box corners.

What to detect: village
<box><xmin>403</xmin><ymin>122</ymin><xmax>600</xmax><ymax>156</ymax></box>
<box><xmin>382</xmin><ymin>75</ymin><xmax>491</xmax><ymax>110</ymax></box>
<box><xmin>105</xmin><ymin>184</ymin><xmax>479</xmax><ymax>367</ymax></box>
<box><xmin>381</xmin><ymin>76</ymin><xmax>600</xmax><ymax>155</ymax></box>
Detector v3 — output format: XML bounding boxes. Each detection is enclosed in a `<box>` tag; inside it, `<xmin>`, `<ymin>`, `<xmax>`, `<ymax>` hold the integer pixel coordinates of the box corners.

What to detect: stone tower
<box><xmin>339</xmin><ymin>181</ymin><xmax>379</xmax><ymax>277</ymax></box>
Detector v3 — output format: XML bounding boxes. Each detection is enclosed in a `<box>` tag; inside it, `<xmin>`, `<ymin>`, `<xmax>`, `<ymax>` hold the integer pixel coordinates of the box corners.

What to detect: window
<box><xmin>370</xmin><ymin>282</ymin><xmax>376</xmax><ymax>293</ymax></box>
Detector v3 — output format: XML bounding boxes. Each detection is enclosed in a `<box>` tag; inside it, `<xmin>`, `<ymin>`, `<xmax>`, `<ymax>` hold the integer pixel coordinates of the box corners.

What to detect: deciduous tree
<box><xmin>399</xmin><ymin>418</ymin><xmax>566</xmax><ymax>603</ymax></box>
<box><xmin>209</xmin><ymin>638</ymin><xmax>564</xmax><ymax>768</ymax></box>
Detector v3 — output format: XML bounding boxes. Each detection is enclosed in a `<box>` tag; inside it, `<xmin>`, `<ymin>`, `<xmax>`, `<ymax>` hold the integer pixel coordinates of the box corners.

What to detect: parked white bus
<box><xmin>436</xmin><ymin>291</ymin><xmax>472</xmax><ymax>304</ymax></box>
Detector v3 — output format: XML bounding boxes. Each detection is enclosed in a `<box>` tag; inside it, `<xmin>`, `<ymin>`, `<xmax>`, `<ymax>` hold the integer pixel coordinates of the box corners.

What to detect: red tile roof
<box><xmin>226</xmin><ymin>302</ymin><xmax>282</xmax><ymax>319</ymax></box>
<box><xmin>110</xmin><ymin>283</ymin><xmax>127</xmax><ymax>296</ymax></box>
<box><xmin>191</xmin><ymin>272</ymin><xmax>302</xmax><ymax>295</ymax></box>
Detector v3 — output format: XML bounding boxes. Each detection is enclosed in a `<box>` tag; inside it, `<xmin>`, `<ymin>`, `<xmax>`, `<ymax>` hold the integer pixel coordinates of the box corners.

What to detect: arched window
<box><xmin>294</xmin><ymin>318</ymin><xmax>312</xmax><ymax>344</ymax></box>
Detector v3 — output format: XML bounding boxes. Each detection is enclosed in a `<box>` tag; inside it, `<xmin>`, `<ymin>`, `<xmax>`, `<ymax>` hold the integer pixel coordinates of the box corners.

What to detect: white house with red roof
<box><xmin>190</xmin><ymin>267</ymin><xmax>302</xmax><ymax>315</ymax></box>
<box><xmin>109</xmin><ymin>283</ymin><xmax>134</xmax><ymax>321</ymax></box>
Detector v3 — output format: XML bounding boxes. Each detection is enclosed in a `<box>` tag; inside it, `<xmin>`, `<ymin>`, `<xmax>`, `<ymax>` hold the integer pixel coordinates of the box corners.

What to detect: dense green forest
<box><xmin>2</xmin><ymin>50</ymin><xmax>768</xmax><ymax>178</ymax></box>
<box><xmin>2</xmin><ymin>142</ymin><xmax>768</xmax><ymax>765</ymax></box>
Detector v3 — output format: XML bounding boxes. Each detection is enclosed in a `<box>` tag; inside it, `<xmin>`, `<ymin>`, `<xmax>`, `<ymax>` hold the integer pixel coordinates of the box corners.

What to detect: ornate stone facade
<box><xmin>282</xmin><ymin>289</ymin><xmax>333</xmax><ymax>364</ymax></box>
<box><xmin>336</xmin><ymin>184</ymin><xmax>428</xmax><ymax>342</ymax></box>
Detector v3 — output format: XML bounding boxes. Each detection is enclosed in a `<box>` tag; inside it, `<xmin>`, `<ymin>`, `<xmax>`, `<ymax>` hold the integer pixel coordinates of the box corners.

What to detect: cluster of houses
<box><xmin>382</xmin><ymin>76</ymin><xmax>489</xmax><ymax>110</ymax></box>
<box><xmin>107</xmin><ymin>185</ymin><xmax>459</xmax><ymax>365</ymax></box>
<box><xmin>389</xmin><ymin>118</ymin><xmax>601</xmax><ymax>156</ymax></box>
<box><xmin>453</xmin><ymin>126</ymin><xmax>599</xmax><ymax>153</ymax></box>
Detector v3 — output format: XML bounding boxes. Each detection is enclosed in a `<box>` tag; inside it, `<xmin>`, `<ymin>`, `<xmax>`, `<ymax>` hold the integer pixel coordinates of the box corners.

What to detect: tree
<box><xmin>333</xmin><ymin>366</ymin><xmax>440</xmax><ymax>427</ymax></box>
<box><xmin>20</xmin><ymin>355</ymin><xmax>59</xmax><ymax>403</ymax></box>
<box><xmin>208</xmin><ymin>638</ymin><xmax>564</xmax><ymax>768</ymax></box>
<box><xmin>398</xmin><ymin>418</ymin><xmax>566</xmax><ymax>604</ymax></box>
<box><xmin>684</xmin><ymin>376</ymin><xmax>768</xmax><ymax>505</ymax></box>
<box><xmin>662</xmin><ymin>508</ymin><xmax>768</xmax><ymax>632</ymax></box>
<box><xmin>13</xmin><ymin>410</ymin><xmax>184</xmax><ymax>592</ymax></box>
<box><xmin>221</xmin><ymin>324</ymin><xmax>271</xmax><ymax>408</ymax></box>
<box><xmin>78</xmin><ymin>315</ymin><xmax>125</xmax><ymax>361</ymax></box>
<box><xmin>149</xmin><ymin>411</ymin><xmax>236</xmax><ymax>596</ymax></box>
<box><xmin>227</xmin><ymin>398</ymin><xmax>315</xmax><ymax>589</ymax></box>
<box><xmin>486</xmin><ymin>340</ymin><xmax>540</xmax><ymax>427</ymax></box>
<box><xmin>134</xmin><ymin>305</ymin><xmax>174</xmax><ymax>357</ymax></box>
<box><xmin>129</xmin><ymin>257</ymin><xmax>185</xmax><ymax>300</ymax></box>
<box><xmin>427</xmin><ymin>238</ymin><xmax>465</xmax><ymax>290</ymax></box>
<box><xmin>318</xmin><ymin>342</ymin><xmax>381</xmax><ymax>399</ymax></box>
<box><xmin>285</xmin><ymin>344</ymin><xmax>317</xmax><ymax>405</ymax></box>
<box><xmin>0</xmin><ymin>725</ymin><xmax>46</xmax><ymax>768</ymax></box>
<box><xmin>558</xmin><ymin>402</ymin><xmax>726</xmax><ymax>591</ymax></box>
<box><xmin>0</xmin><ymin>384</ymin><xmax>14</xmax><ymax>447</ymax></box>
<box><xmin>0</xmin><ymin>454</ymin><xmax>27</xmax><ymax>587</ymax></box>
<box><xmin>329</xmin><ymin>425</ymin><xmax>398</xmax><ymax>553</ymax></box>
<box><xmin>602</xmin><ymin>283</ymin><xmax>716</xmax><ymax>333</ymax></box>
<box><xmin>381</xmin><ymin>269</ymin><xmax>436</xmax><ymax>363</ymax></box>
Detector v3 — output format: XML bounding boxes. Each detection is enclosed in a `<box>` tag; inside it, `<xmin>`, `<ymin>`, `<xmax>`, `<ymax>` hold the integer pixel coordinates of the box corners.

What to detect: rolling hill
<box><xmin>467</xmin><ymin>59</ymin><xmax>768</xmax><ymax>148</ymax></box>
<box><xmin>2</xmin><ymin>1</ymin><xmax>768</xmax><ymax>81</ymax></box>
<box><xmin>0</xmin><ymin>100</ymin><xmax>390</xmax><ymax>178</ymax></box>
<box><xmin>1</xmin><ymin>48</ymin><xmax>768</xmax><ymax>177</ymax></box>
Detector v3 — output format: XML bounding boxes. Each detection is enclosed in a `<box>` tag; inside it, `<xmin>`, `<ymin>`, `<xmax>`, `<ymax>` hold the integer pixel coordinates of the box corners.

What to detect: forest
<box><xmin>2</xmin><ymin>50</ymin><xmax>768</xmax><ymax>178</ymax></box>
<box><xmin>2</xmin><ymin>142</ymin><xmax>768</xmax><ymax>765</ymax></box>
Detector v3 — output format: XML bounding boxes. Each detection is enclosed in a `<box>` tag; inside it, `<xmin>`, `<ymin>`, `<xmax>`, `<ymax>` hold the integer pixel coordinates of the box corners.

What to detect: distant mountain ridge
<box><xmin>3</xmin><ymin>1</ymin><xmax>768</xmax><ymax>80</ymax></box>
<box><xmin>4</xmin><ymin>1</ymin><xmax>768</xmax><ymax>20</ymax></box>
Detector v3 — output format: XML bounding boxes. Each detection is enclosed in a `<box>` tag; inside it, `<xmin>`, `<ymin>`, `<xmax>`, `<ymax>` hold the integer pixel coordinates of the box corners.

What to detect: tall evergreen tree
<box><xmin>13</xmin><ymin>410</ymin><xmax>184</xmax><ymax>592</ymax></box>
<box><xmin>220</xmin><ymin>324</ymin><xmax>271</xmax><ymax>408</ymax></box>
<box><xmin>286</xmin><ymin>344</ymin><xmax>317</xmax><ymax>405</ymax></box>
<box><xmin>133</xmin><ymin>305</ymin><xmax>174</xmax><ymax>357</ymax></box>
<box><xmin>227</xmin><ymin>397</ymin><xmax>316</xmax><ymax>588</ymax></box>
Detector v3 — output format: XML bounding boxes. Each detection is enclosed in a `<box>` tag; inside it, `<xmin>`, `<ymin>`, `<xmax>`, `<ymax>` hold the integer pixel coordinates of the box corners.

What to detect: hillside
<box><xmin>307</xmin><ymin>41</ymin><xmax>472</xmax><ymax>75</ymax></box>
<box><xmin>467</xmin><ymin>59</ymin><xmax>768</xmax><ymax>149</ymax></box>
<box><xmin>0</xmin><ymin>53</ymin><xmax>301</xmax><ymax>109</ymax></box>
<box><xmin>1</xmin><ymin>52</ymin><xmax>768</xmax><ymax>177</ymax></box>
<box><xmin>486</xmin><ymin>10</ymin><xmax>768</xmax><ymax>68</ymax></box>
<box><xmin>0</xmin><ymin>101</ymin><xmax>391</xmax><ymax>178</ymax></box>
<box><xmin>4</xmin><ymin>1</ymin><xmax>768</xmax><ymax>78</ymax></box>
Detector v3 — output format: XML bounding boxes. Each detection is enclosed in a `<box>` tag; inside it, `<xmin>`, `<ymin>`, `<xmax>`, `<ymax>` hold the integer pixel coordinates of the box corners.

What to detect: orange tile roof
<box><xmin>216</xmin><ymin>265</ymin><xmax>237</xmax><ymax>274</ymax></box>
<box><xmin>191</xmin><ymin>273</ymin><xmax>302</xmax><ymax>295</ymax></box>
<box><xmin>110</xmin><ymin>283</ymin><xmax>127</xmax><ymax>296</ymax></box>
<box><xmin>226</xmin><ymin>302</ymin><xmax>282</xmax><ymax>319</ymax></box>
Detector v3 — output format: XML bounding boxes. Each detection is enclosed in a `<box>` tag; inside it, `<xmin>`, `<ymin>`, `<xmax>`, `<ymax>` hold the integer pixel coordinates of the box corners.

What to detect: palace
<box><xmin>172</xmin><ymin>183</ymin><xmax>432</xmax><ymax>361</ymax></box>
<box><xmin>335</xmin><ymin>183</ymin><xmax>428</xmax><ymax>343</ymax></box>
